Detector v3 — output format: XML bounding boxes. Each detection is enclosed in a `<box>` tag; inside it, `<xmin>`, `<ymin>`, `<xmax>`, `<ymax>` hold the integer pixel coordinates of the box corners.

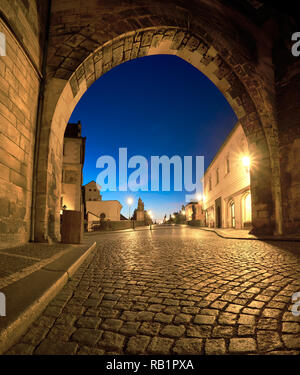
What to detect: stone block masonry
<box><xmin>0</xmin><ymin>17</ymin><xmax>40</xmax><ymax>248</ymax></box>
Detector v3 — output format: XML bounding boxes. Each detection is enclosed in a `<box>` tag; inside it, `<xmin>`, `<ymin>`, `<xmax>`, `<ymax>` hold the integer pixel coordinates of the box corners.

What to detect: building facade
<box><xmin>83</xmin><ymin>181</ymin><xmax>122</xmax><ymax>222</ymax></box>
<box><xmin>203</xmin><ymin>122</ymin><xmax>252</xmax><ymax>230</ymax></box>
<box><xmin>83</xmin><ymin>180</ymin><xmax>102</xmax><ymax>202</ymax></box>
<box><xmin>185</xmin><ymin>202</ymin><xmax>205</xmax><ymax>224</ymax></box>
<box><xmin>61</xmin><ymin>121</ymin><xmax>86</xmax><ymax>213</ymax></box>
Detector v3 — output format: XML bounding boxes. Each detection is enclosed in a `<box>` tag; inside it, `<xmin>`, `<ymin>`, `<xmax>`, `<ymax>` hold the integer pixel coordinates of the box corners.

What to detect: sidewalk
<box><xmin>0</xmin><ymin>237</ymin><xmax>96</xmax><ymax>354</ymax></box>
<box><xmin>199</xmin><ymin>227</ymin><xmax>300</xmax><ymax>242</ymax></box>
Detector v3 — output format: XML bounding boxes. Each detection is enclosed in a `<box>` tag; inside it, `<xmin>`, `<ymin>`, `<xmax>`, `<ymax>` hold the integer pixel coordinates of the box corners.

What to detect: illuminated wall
<box><xmin>61</xmin><ymin>137</ymin><xmax>84</xmax><ymax>212</ymax></box>
<box><xmin>203</xmin><ymin>122</ymin><xmax>252</xmax><ymax>229</ymax></box>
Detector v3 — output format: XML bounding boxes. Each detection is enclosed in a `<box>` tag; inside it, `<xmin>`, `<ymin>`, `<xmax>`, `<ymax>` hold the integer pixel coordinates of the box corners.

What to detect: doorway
<box><xmin>215</xmin><ymin>197</ymin><xmax>222</xmax><ymax>228</ymax></box>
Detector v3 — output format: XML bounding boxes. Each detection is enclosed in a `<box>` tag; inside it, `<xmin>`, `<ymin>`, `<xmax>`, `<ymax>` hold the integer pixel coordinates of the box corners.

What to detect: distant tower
<box><xmin>136</xmin><ymin>197</ymin><xmax>145</xmax><ymax>221</ymax></box>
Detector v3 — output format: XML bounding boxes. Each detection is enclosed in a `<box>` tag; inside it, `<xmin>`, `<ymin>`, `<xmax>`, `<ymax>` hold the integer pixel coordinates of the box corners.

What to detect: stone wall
<box><xmin>0</xmin><ymin>0</ymin><xmax>47</xmax><ymax>71</ymax></box>
<box><xmin>187</xmin><ymin>220</ymin><xmax>205</xmax><ymax>227</ymax></box>
<box><xmin>88</xmin><ymin>219</ymin><xmax>146</xmax><ymax>232</ymax></box>
<box><xmin>0</xmin><ymin>11</ymin><xmax>41</xmax><ymax>247</ymax></box>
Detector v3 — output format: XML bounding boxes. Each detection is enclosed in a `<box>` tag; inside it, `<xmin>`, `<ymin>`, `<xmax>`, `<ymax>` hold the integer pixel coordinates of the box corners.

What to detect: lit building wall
<box><xmin>84</xmin><ymin>180</ymin><xmax>102</xmax><ymax>201</ymax></box>
<box><xmin>86</xmin><ymin>200</ymin><xmax>122</xmax><ymax>221</ymax></box>
<box><xmin>83</xmin><ymin>181</ymin><xmax>122</xmax><ymax>222</ymax></box>
<box><xmin>185</xmin><ymin>202</ymin><xmax>205</xmax><ymax>223</ymax></box>
<box><xmin>203</xmin><ymin>122</ymin><xmax>252</xmax><ymax>229</ymax></box>
<box><xmin>61</xmin><ymin>125</ymin><xmax>85</xmax><ymax>212</ymax></box>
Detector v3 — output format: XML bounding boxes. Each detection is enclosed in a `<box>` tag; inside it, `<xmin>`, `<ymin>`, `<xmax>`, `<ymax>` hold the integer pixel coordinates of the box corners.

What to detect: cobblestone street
<box><xmin>6</xmin><ymin>226</ymin><xmax>300</xmax><ymax>355</ymax></box>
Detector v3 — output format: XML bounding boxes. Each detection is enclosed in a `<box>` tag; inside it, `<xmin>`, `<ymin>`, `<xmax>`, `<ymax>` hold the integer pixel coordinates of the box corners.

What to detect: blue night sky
<box><xmin>69</xmin><ymin>54</ymin><xmax>237</xmax><ymax>221</ymax></box>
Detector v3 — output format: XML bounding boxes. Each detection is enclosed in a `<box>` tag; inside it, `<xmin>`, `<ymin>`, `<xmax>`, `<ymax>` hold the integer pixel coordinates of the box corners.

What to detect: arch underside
<box><xmin>34</xmin><ymin>25</ymin><xmax>282</xmax><ymax>241</ymax></box>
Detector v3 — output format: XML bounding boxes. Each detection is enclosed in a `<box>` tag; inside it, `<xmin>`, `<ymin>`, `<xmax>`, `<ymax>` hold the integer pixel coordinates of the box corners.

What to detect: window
<box><xmin>226</xmin><ymin>157</ymin><xmax>230</xmax><ymax>174</ymax></box>
<box><xmin>209</xmin><ymin>176</ymin><xmax>212</xmax><ymax>191</ymax></box>
<box><xmin>216</xmin><ymin>168</ymin><xmax>219</xmax><ymax>184</ymax></box>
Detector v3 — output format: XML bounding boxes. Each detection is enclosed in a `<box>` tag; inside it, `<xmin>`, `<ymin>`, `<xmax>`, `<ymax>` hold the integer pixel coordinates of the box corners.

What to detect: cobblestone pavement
<box><xmin>6</xmin><ymin>226</ymin><xmax>300</xmax><ymax>355</ymax></box>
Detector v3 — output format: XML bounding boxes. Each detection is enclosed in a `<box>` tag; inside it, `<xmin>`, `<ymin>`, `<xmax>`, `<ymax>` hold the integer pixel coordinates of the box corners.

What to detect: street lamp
<box><xmin>148</xmin><ymin>210</ymin><xmax>153</xmax><ymax>230</ymax></box>
<box><xmin>127</xmin><ymin>197</ymin><xmax>133</xmax><ymax>220</ymax></box>
<box><xmin>242</xmin><ymin>155</ymin><xmax>251</xmax><ymax>173</ymax></box>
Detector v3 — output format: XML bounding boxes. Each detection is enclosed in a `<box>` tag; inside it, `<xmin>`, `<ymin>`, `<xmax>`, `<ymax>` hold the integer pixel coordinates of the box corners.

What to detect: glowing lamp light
<box><xmin>242</xmin><ymin>156</ymin><xmax>251</xmax><ymax>168</ymax></box>
<box><xmin>197</xmin><ymin>194</ymin><xmax>202</xmax><ymax>201</ymax></box>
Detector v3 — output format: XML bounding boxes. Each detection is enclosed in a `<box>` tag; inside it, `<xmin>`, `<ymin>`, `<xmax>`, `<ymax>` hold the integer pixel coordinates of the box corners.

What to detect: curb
<box><xmin>198</xmin><ymin>228</ymin><xmax>300</xmax><ymax>242</ymax></box>
<box><xmin>0</xmin><ymin>241</ymin><xmax>96</xmax><ymax>354</ymax></box>
<box><xmin>85</xmin><ymin>226</ymin><xmax>151</xmax><ymax>235</ymax></box>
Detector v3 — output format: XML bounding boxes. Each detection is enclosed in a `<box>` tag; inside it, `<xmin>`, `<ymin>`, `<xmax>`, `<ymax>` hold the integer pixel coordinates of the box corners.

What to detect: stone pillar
<box><xmin>235</xmin><ymin>195</ymin><xmax>242</xmax><ymax>230</ymax></box>
<box><xmin>33</xmin><ymin>78</ymin><xmax>67</xmax><ymax>242</ymax></box>
<box><xmin>277</xmin><ymin>62</ymin><xmax>300</xmax><ymax>234</ymax></box>
<box><xmin>246</xmin><ymin>131</ymin><xmax>275</xmax><ymax>235</ymax></box>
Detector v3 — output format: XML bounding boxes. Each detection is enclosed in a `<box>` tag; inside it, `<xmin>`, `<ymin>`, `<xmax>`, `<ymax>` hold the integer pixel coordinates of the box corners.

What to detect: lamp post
<box><xmin>148</xmin><ymin>210</ymin><xmax>153</xmax><ymax>230</ymax></box>
<box><xmin>127</xmin><ymin>197</ymin><xmax>133</xmax><ymax>228</ymax></box>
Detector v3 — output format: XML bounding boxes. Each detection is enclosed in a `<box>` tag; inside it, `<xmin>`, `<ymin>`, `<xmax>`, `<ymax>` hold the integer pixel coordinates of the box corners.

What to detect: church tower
<box><xmin>136</xmin><ymin>197</ymin><xmax>145</xmax><ymax>221</ymax></box>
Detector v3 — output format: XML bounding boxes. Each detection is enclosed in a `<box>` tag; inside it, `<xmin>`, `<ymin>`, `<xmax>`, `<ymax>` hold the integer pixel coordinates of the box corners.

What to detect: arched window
<box><xmin>243</xmin><ymin>192</ymin><xmax>252</xmax><ymax>225</ymax></box>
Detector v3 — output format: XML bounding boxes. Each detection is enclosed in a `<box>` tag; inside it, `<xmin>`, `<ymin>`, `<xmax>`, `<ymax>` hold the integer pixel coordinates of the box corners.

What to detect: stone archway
<box><xmin>33</xmin><ymin>24</ymin><xmax>283</xmax><ymax>242</ymax></box>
